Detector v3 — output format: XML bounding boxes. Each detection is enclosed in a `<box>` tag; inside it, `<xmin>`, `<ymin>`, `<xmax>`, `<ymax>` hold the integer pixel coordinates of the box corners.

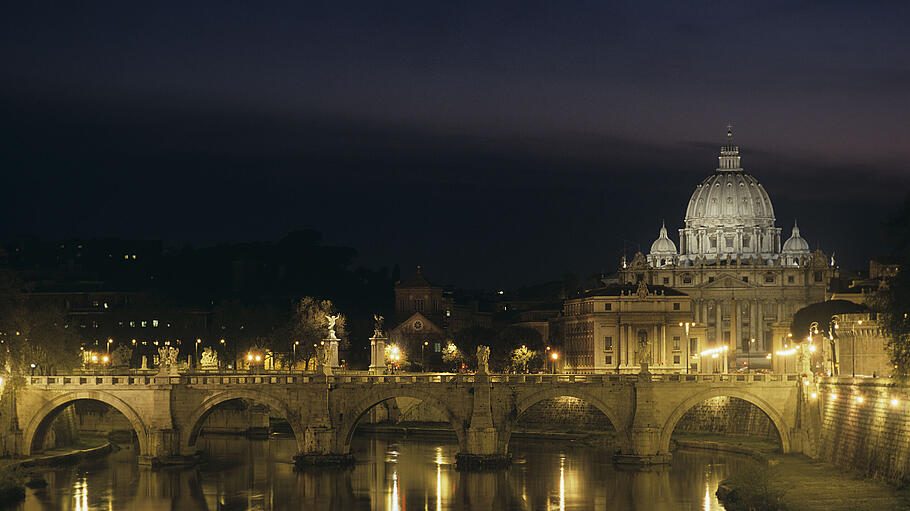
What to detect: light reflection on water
<box><xmin>11</xmin><ymin>434</ymin><xmax>748</xmax><ymax>510</ymax></box>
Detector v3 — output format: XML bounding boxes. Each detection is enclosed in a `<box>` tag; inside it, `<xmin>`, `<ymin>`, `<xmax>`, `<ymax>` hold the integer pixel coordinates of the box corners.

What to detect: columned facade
<box><xmin>561</xmin><ymin>283</ymin><xmax>707</xmax><ymax>374</ymax></box>
<box><xmin>621</xmin><ymin>128</ymin><xmax>835</xmax><ymax>368</ymax></box>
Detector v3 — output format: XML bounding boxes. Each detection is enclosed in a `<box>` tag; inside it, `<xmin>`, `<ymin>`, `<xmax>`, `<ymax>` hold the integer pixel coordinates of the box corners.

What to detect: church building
<box><xmin>619</xmin><ymin>128</ymin><xmax>835</xmax><ymax>368</ymax></box>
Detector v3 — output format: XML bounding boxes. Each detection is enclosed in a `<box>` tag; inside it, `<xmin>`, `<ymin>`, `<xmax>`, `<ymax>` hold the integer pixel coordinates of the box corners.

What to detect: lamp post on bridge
<box><xmin>747</xmin><ymin>338</ymin><xmax>755</xmax><ymax>372</ymax></box>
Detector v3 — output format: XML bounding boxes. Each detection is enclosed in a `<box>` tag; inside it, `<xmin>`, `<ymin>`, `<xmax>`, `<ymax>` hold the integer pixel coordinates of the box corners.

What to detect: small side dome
<box><xmin>782</xmin><ymin>220</ymin><xmax>810</xmax><ymax>253</ymax></box>
<box><xmin>648</xmin><ymin>222</ymin><xmax>677</xmax><ymax>267</ymax></box>
<box><xmin>781</xmin><ymin>220</ymin><xmax>810</xmax><ymax>267</ymax></box>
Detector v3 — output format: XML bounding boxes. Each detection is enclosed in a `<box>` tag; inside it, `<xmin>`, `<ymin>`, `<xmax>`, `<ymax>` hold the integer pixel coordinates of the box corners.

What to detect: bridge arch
<box><xmin>660</xmin><ymin>387</ymin><xmax>791</xmax><ymax>454</ymax></box>
<box><xmin>183</xmin><ymin>390</ymin><xmax>304</xmax><ymax>453</ymax></box>
<box><xmin>340</xmin><ymin>387</ymin><xmax>467</xmax><ymax>452</ymax></box>
<box><xmin>502</xmin><ymin>387</ymin><xmax>631</xmax><ymax>453</ymax></box>
<box><xmin>23</xmin><ymin>391</ymin><xmax>149</xmax><ymax>456</ymax></box>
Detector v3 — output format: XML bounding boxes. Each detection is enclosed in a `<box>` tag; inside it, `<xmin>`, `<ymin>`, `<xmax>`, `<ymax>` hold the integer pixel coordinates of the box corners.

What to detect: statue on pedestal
<box><xmin>372</xmin><ymin>314</ymin><xmax>385</xmax><ymax>338</ymax></box>
<box><xmin>200</xmin><ymin>347</ymin><xmax>219</xmax><ymax>369</ymax></box>
<box><xmin>477</xmin><ymin>345</ymin><xmax>490</xmax><ymax>374</ymax></box>
<box><xmin>318</xmin><ymin>344</ymin><xmax>333</xmax><ymax>376</ymax></box>
<box><xmin>111</xmin><ymin>345</ymin><xmax>132</xmax><ymax>368</ymax></box>
<box><xmin>325</xmin><ymin>314</ymin><xmax>339</xmax><ymax>340</ymax></box>
<box><xmin>637</xmin><ymin>331</ymin><xmax>652</xmax><ymax>374</ymax></box>
<box><xmin>157</xmin><ymin>346</ymin><xmax>180</xmax><ymax>375</ymax></box>
<box><xmin>168</xmin><ymin>347</ymin><xmax>180</xmax><ymax>367</ymax></box>
<box><xmin>797</xmin><ymin>343</ymin><xmax>811</xmax><ymax>376</ymax></box>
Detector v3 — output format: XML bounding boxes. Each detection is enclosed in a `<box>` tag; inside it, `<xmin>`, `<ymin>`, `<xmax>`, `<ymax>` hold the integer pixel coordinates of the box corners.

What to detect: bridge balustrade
<box><xmin>23</xmin><ymin>372</ymin><xmax>803</xmax><ymax>389</ymax></box>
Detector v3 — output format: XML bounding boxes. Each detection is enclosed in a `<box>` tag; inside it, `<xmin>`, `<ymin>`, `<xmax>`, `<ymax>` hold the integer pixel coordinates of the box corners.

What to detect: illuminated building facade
<box><xmin>620</xmin><ymin>129</ymin><xmax>835</xmax><ymax>367</ymax></box>
<box><xmin>561</xmin><ymin>282</ymin><xmax>708</xmax><ymax>373</ymax></box>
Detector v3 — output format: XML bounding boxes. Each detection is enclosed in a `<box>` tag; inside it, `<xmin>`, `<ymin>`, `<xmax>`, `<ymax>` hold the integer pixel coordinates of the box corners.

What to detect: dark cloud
<box><xmin>1</xmin><ymin>1</ymin><xmax>907</xmax><ymax>287</ymax></box>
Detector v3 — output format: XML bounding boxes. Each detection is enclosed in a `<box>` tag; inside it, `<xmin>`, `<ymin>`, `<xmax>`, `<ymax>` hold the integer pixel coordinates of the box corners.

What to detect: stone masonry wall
<box><xmin>817</xmin><ymin>380</ymin><xmax>910</xmax><ymax>483</ymax></box>
<box><xmin>395</xmin><ymin>397</ymin><xmax>449</xmax><ymax>423</ymax></box>
<box><xmin>673</xmin><ymin>396</ymin><xmax>779</xmax><ymax>441</ymax></box>
<box><xmin>517</xmin><ymin>397</ymin><xmax>615</xmax><ymax>431</ymax></box>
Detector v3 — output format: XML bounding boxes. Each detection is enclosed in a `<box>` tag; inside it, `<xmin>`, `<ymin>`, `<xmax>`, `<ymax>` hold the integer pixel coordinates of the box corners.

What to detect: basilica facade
<box><xmin>617</xmin><ymin>128</ymin><xmax>835</xmax><ymax>368</ymax></box>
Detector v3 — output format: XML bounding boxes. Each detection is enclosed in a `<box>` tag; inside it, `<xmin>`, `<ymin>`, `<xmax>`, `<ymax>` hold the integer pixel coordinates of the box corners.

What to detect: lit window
<box><xmin>132</xmin><ymin>254</ymin><xmax>137</xmax><ymax>260</ymax></box>
<box><xmin>152</xmin><ymin>320</ymin><xmax>159</xmax><ymax>327</ymax></box>
<box><xmin>124</xmin><ymin>255</ymin><xmax>129</xmax><ymax>260</ymax></box>
<box><xmin>434</xmin><ymin>342</ymin><xmax>441</xmax><ymax>353</ymax></box>
<box><xmin>129</xmin><ymin>321</ymin><xmax>135</xmax><ymax>328</ymax></box>
<box><xmin>141</xmin><ymin>321</ymin><xmax>147</xmax><ymax>328</ymax></box>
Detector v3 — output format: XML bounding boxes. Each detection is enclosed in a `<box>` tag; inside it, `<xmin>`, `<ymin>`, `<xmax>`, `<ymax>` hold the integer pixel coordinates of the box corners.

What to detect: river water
<box><xmin>10</xmin><ymin>433</ymin><xmax>751</xmax><ymax>510</ymax></box>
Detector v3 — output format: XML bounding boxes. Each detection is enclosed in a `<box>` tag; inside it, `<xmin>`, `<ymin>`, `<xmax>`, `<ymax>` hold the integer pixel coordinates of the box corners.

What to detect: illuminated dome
<box><xmin>648</xmin><ymin>222</ymin><xmax>677</xmax><ymax>267</ymax></box>
<box><xmin>684</xmin><ymin>171</ymin><xmax>775</xmax><ymax>228</ymax></box>
<box><xmin>676</xmin><ymin>128</ymin><xmax>783</xmax><ymax>265</ymax></box>
<box><xmin>782</xmin><ymin>220</ymin><xmax>811</xmax><ymax>266</ymax></box>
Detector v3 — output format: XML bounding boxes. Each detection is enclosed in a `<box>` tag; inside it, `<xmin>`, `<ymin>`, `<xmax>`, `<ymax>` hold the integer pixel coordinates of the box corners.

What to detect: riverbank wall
<box><xmin>815</xmin><ymin>377</ymin><xmax>910</xmax><ymax>483</ymax></box>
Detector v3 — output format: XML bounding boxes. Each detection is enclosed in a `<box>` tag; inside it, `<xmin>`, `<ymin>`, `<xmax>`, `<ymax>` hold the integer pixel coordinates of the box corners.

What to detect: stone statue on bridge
<box><xmin>111</xmin><ymin>344</ymin><xmax>132</xmax><ymax>368</ymax></box>
<box><xmin>477</xmin><ymin>345</ymin><xmax>490</xmax><ymax>374</ymax></box>
<box><xmin>317</xmin><ymin>344</ymin><xmax>333</xmax><ymax>376</ymax></box>
<box><xmin>157</xmin><ymin>346</ymin><xmax>180</xmax><ymax>375</ymax></box>
<box><xmin>325</xmin><ymin>314</ymin><xmax>340</xmax><ymax>340</ymax></box>
<box><xmin>168</xmin><ymin>347</ymin><xmax>179</xmax><ymax>367</ymax></box>
<box><xmin>200</xmin><ymin>347</ymin><xmax>218</xmax><ymax>369</ymax></box>
<box><xmin>637</xmin><ymin>331</ymin><xmax>652</xmax><ymax>374</ymax></box>
<box><xmin>372</xmin><ymin>314</ymin><xmax>385</xmax><ymax>338</ymax></box>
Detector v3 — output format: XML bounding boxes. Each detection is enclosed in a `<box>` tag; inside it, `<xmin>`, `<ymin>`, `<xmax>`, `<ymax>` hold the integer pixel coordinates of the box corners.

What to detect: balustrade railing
<box><xmin>23</xmin><ymin>371</ymin><xmax>802</xmax><ymax>388</ymax></box>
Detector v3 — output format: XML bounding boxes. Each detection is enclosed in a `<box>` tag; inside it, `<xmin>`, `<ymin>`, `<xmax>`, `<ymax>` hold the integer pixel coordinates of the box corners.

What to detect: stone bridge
<box><xmin>6</xmin><ymin>371</ymin><xmax>812</xmax><ymax>467</ymax></box>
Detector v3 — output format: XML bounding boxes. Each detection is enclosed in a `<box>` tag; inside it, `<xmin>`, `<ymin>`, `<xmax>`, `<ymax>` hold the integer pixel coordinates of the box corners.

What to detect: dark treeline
<box><xmin>0</xmin><ymin>229</ymin><xmax>396</xmax><ymax>368</ymax></box>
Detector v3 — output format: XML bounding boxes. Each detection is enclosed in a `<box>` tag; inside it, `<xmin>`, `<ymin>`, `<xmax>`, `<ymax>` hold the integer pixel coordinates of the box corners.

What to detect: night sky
<box><xmin>2</xmin><ymin>1</ymin><xmax>908</xmax><ymax>288</ymax></box>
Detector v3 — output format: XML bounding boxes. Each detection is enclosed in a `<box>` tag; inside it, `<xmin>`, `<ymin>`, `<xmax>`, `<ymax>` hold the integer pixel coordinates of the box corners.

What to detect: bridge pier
<box><xmin>139</xmin><ymin>428</ymin><xmax>200</xmax><ymax>466</ymax></box>
<box><xmin>295</xmin><ymin>424</ymin><xmax>354</xmax><ymax>467</ymax></box>
<box><xmin>456</xmin><ymin>372</ymin><xmax>510</xmax><ymax>469</ymax></box>
<box><xmin>614</xmin><ymin>373</ymin><xmax>672</xmax><ymax>465</ymax></box>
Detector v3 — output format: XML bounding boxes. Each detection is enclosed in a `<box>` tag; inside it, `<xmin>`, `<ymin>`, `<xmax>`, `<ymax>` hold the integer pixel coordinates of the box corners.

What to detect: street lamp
<box><xmin>107</xmin><ymin>338</ymin><xmax>113</xmax><ymax>354</ymax></box>
<box><xmin>195</xmin><ymin>338</ymin><xmax>202</xmax><ymax>368</ymax></box>
<box><xmin>853</xmin><ymin>319</ymin><xmax>862</xmax><ymax>378</ymax></box>
<box><xmin>550</xmin><ymin>351</ymin><xmax>559</xmax><ymax>374</ymax></box>
<box><xmin>747</xmin><ymin>338</ymin><xmax>755</xmax><ymax>372</ymax></box>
